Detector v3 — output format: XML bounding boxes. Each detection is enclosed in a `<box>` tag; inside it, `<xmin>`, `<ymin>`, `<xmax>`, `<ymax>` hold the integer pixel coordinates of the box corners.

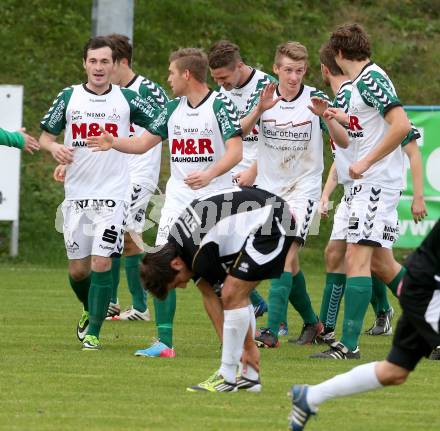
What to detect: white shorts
<box><xmin>285</xmin><ymin>198</ymin><xmax>319</xmax><ymax>245</ymax></box>
<box><xmin>126</xmin><ymin>183</ymin><xmax>154</xmax><ymax>234</ymax></box>
<box><xmin>346</xmin><ymin>184</ymin><xmax>400</xmax><ymax>249</ymax></box>
<box><xmin>330</xmin><ymin>187</ymin><xmax>351</xmax><ymax>241</ymax></box>
<box><xmin>62</xmin><ymin>199</ymin><xmax>128</xmax><ymax>259</ymax></box>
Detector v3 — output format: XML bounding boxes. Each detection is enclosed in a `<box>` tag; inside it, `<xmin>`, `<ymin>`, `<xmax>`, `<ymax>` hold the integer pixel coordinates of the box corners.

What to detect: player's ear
<box><xmin>272</xmin><ymin>63</ymin><xmax>279</xmax><ymax>75</ymax></box>
<box><xmin>170</xmin><ymin>256</ymin><xmax>185</xmax><ymax>271</ymax></box>
<box><xmin>83</xmin><ymin>59</ymin><xmax>86</xmax><ymax>70</ymax></box>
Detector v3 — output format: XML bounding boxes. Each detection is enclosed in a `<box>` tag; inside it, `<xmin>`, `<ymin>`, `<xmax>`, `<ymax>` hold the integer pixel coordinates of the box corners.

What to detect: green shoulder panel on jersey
<box><xmin>310</xmin><ymin>89</ymin><xmax>332</xmax><ymax>104</ymax></box>
<box><xmin>357</xmin><ymin>70</ymin><xmax>401</xmax><ymax>117</ymax></box>
<box><xmin>243</xmin><ymin>74</ymin><xmax>278</xmax><ymax>117</ymax></box>
<box><xmin>138</xmin><ymin>78</ymin><xmax>169</xmax><ymax>109</ymax></box>
<box><xmin>40</xmin><ymin>86</ymin><xmax>74</xmax><ymax>135</ymax></box>
<box><xmin>147</xmin><ymin>98</ymin><xmax>181</xmax><ymax>140</ymax></box>
<box><xmin>401</xmin><ymin>124</ymin><xmax>421</xmax><ymax>147</ymax></box>
<box><xmin>213</xmin><ymin>93</ymin><xmax>242</xmax><ymax>141</ymax></box>
<box><xmin>332</xmin><ymin>86</ymin><xmax>352</xmax><ymax>113</ymax></box>
<box><xmin>121</xmin><ymin>87</ymin><xmax>160</xmax><ymax>130</ymax></box>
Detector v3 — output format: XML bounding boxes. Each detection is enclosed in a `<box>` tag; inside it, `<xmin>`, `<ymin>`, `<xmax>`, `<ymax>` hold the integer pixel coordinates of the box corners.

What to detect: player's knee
<box><xmin>91</xmin><ymin>256</ymin><xmax>112</xmax><ymax>272</ymax></box>
<box><xmin>377</xmin><ymin>361</ymin><xmax>409</xmax><ymax>386</ymax></box>
<box><xmin>69</xmin><ymin>268</ymin><xmax>90</xmax><ymax>281</ymax></box>
<box><xmin>325</xmin><ymin>243</ymin><xmax>344</xmax><ymax>271</ymax></box>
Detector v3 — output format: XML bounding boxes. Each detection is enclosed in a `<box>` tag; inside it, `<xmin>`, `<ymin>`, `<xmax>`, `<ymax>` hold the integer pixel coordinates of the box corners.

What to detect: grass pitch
<box><xmin>1</xmin><ymin>262</ymin><xmax>439</xmax><ymax>431</ymax></box>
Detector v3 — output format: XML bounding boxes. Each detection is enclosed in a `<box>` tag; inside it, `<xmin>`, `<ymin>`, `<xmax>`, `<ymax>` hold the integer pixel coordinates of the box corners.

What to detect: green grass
<box><xmin>1</xmin><ymin>262</ymin><xmax>439</xmax><ymax>431</ymax></box>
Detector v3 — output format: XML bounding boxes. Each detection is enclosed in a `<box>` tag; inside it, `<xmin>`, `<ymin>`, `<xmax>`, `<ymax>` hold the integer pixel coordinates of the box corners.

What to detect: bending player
<box><xmin>141</xmin><ymin>186</ymin><xmax>296</xmax><ymax>392</ymax></box>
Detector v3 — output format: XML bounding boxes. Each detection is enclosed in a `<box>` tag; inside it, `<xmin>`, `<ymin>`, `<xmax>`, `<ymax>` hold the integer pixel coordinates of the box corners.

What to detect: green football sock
<box><xmin>250</xmin><ymin>289</ymin><xmax>265</xmax><ymax>307</ymax></box>
<box><xmin>110</xmin><ymin>256</ymin><xmax>121</xmax><ymax>304</ymax></box>
<box><xmin>153</xmin><ymin>289</ymin><xmax>176</xmax><ymax>348</ymax></box>
<box><xmin>388</xmin><ymin>266</ymin><xmax>406</xmax><ymax>297</ymax></box>
<box><xmin>125</xmin><ymin>254</ymin><xmax>147</xmax><ymax>312</ymax></box>
<box><xmin>319</xmin><ymin>273</ymin><xmax>346</xmax><ymax>331</ymax></box>
<box><xmin>371</xmin><ymin>275</ymin><xmax>390</xmax><ymax>314</ymax></box>
<box><xmin>289</xmin><ymin>270</ymin><xmax>318</xmax><ymax>325</ymax></box>
<box><xmin>341</xmin><ymin>276</ymin><xmax>372</xmax><ymax>351</ymax></box>
<box><xmin>267</xmin><ymin>272</ymin><xmax>292</xmax><ymax>334</ymax></box>
<box><xmin>69</xmin><ymin>274</ymin><xmax>91</xmax><ymax>311</ymax></box>
<box><xmin>87</xmin><ymin>270</ymin><xmax>112</xmax><ymax>338</ymax></box>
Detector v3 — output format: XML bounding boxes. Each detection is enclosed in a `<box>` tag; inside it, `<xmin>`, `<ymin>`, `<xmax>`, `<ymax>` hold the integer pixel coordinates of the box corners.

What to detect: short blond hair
<box><xmin>169</xmin><ymin>48</ymin><xmax>208</xmax><ymax>83</ymax></box>
<box><xmin>275</xmin><ymin>41</ymin><xmax>308</xmax><ymax>65</ymax></box>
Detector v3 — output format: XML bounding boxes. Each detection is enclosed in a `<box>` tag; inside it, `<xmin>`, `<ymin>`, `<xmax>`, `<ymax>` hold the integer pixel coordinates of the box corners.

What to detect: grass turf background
<box><xmin>1</xmin><ymin>263</ymin><xmax>440</xmax><ymax>431</ymax></box>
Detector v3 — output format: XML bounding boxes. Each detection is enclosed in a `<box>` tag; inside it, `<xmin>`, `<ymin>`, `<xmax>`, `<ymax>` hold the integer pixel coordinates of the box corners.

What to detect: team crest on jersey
<box><xmin>200</xmin><ymin>123</ymin><xmax>214</xmax><ymax>137</ymax></box>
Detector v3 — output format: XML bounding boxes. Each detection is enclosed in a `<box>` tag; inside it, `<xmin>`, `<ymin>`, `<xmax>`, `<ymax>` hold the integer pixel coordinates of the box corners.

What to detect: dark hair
<box><xmin>208</xmin><ymin>40</ymin><xmax>242</xmax><ymax>69</ymax></box>
<box><xmin>83</xmin><ymin>36</ymin><xmax>116</xmax><ymax>62</ymax></box>
<box><xmin>329</xmin><ymin>23</ymin><xmax>371</xmax><ymax>61</ymax></box>
<box><xmin>140</xmin><ymin>242</ymin><xmax>178</xmax><ymax>300</ymax></box>
<box><xmin>319</xmin><ymin>42</ymin><xmax>343</xmax><ymax>76</ymax></box>
<box><xmin>169</xmin><ymin>48</ymin><xmax>208</xmax><ymax>83</ymax></box>
<box><xmin>107</xmin><ymin>33</ymin><xmax>132</xmax><ymax>66</ymax></box>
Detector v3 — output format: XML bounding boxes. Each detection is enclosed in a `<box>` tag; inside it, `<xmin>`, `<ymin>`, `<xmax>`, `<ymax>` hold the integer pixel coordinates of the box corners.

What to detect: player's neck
<box><xmin>120</xmin><ymin>69</ymin><xmax>136</xmax><ymax>87</ymax></box>
<box><xmin>278</xmin><ymin>83</ymin><xmax>301</xmax><ymax>101</ymax></box>
<box><xmin>343</xmin><ymin>59</ymin><xmax>371</xmax><ymax>81</ymax></box>
<box><xmin>85</xmin><ymin>82</ymin><xmax>111</xmax><ymax>95</ymax></box>
<box><xmin>185</xmin><ymin>82</ymin><xmax>211</xmax><ymax>107</ymax></box>
<box><xmin>330</xmin><ymin>75</ymin><xmax>349</xmax><ymax>96</ymax></box>
<box><xmin>237</xmin><ymin>65</ymin><xmax>253</xmax><ymax>87</ymax></box>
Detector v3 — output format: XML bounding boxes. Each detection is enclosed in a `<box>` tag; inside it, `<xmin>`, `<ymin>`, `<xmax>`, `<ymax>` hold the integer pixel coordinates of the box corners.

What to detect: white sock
<box><xmin>241</xmin><ymin>304</ymin><xmax>259</xmax><ymax>381</ymax></box>
<box><xmin>220</xmin><ymin>307</ymin><xmax>250</xmax><ymax>383</ymax></box>
<box><xmin>307</xmin><ymin>362</ymin><xmax>383</xmax><ymax>411</ymax></box>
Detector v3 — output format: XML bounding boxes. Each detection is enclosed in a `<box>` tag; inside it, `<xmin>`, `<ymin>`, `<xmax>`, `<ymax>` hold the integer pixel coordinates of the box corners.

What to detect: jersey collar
<box><xmin>236</xmin><ymin>68</ymin><xmax>256</xmax><ymax>89</ymax></box>
<box><xmin>351</xmin><ymin>61</ymin><xmax>374</xmax><ymax>83</ymax></box>
<box><xmin>187</xmin><ymin>90</ymin><xmax>212</xmax><ymax>109</ymax></box>
<box><xmin>82</xmin><ymin>83</ymin><xmax>113</xmax><ymax>95</ymax></box>
<box><xmin>124</xmin><ymin>74</ymin><xmax>138</xmax><ymax>88</ymax></box>
<box><xmin>276</xmin><ymin>84</ymin><xmax>304</xmax><ymax>102</ymax></box>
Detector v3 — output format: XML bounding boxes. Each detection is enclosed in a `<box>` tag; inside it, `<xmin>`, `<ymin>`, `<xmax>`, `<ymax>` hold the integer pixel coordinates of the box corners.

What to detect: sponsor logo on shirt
<box><xmin>107</xmin><ymin>108</ymin><xmax>120</xmax><ymax>121</ymax></box>
<box><xmin>262</xmin><ymin>119</ymin><xmax>312</xmax><ymax>142</ymax></box>
<box><xmin>348</xmin><ymin>115</ymin><xmax>364</xmax><ymax>138</ymax></box>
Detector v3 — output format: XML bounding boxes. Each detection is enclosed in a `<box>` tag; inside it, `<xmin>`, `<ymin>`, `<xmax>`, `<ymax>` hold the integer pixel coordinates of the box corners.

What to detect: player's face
<box><xmin>167</xmin><ymin>264</ymin><xmax>193</xmax><ymax>291</ymax></box>
<box><xmin>320</xmin><ymin>64</ymin><xmax>330</xmax><ymax>86</ymax></box>
<box><xmin>83</xmin><ymin>47</ymin><xmax>115</xmax><ymax>92</ymax></box>
<box><xmin>210</xmin><ymin>64</ymin><xmax>241</xmax><ymax>90</ymax></box>
<box><xmin>273</xmin><ymin>57</ymin><xmax>307</xmax><ymax>94</ymax></box>
<box><xmin>168</xmin><ymin>61</ymin><xmax>187</xmax><ymax>96</ymax></box>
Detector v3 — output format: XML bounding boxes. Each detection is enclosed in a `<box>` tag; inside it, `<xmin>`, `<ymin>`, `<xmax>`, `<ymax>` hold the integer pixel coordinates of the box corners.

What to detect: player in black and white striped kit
<box><xmin>140</xmin><ymin>186</ymin><xmax>296</xmax><ymax>392</ymax></box>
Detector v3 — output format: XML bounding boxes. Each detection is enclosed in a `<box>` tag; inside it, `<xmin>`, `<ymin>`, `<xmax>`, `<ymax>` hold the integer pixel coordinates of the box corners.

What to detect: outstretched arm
<box><xmin>184</xmin><ymin>135</ymin><xmax>242</xmax><ymax>189</ymax></box>
<box><xmin>404</xmin><ymin>140</ymin><xmax>427</xmax><ymax>223</ymax></box>
<box><xmin>320</xmin><ymin>162</ymin><xmax>338</xmax><ymax>218</ymax></box>
<box><xmin>39</xmin><ymin>131</ymin><xmax>73</xmax><ymax>164</ymax></box>
<box><xmin>86</xmin><ymin>128</ymin><xmax>162</xmax><ymax>154</ymax></box>
<box><xmin>197</xmin><ymin>279</ymin><xmax>224</xmax><ymax>342</ymax></box>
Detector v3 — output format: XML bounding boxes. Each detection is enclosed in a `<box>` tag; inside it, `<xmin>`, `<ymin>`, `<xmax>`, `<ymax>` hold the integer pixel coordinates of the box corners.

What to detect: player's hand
<box><xmin>241</xmin><ymin>342</ymin><xmax>260</xmax><ymax>373</ymax></box>
<box><xmin>50</xmin><ymin>143</ymin><xmax>74</xmax><ymax>164</ymax></box>
<box><xmin>53</xmin><ymin>164</ymin><xmax>66</xmax><ymax>183</ymax></box>
<box><xmin>257</xmin><ymin>82</ymin><xmax>282</xmax><ymax>114</ymax></box>
<box><xmin>184</xmin><ymin>170</ymin><xmax>214</xmax><ymax>189</ymax></box>
<box><xmin>324</xmin><ymin>107</ymin><xmax>349</xmax><ymax>126</ymax></box>
<box><xmin>86</xmin><ymin>127</ymin><xmax>113</xmax><ymax>151</ymax></box>
<box><xmin>308</xmin><ymin>96</ymin><xmax>329</xmax><ymax>117</ymax></box>
<box><xmin>233</xmin><ymin>167</ymin><xmax>257</xmax><ymax>187</ymax></box>
<box><xmin>349</xmin><ymin>158</ymin><xmax>371</xmax><ymax>179</ymax></box>
<box><xmin>319</xmin><ymin>194</ymin><xmax>330</xmax><ymax>218</ymax></box>
<box><xmin>19</xmin><ymin>128</ymin><xmax>40</xmax><ymax>154</ymax></box>
<box><xmin>411</xmin><ymin>195</ymin><xmax>427</xmax><ymax>223</ymax></box>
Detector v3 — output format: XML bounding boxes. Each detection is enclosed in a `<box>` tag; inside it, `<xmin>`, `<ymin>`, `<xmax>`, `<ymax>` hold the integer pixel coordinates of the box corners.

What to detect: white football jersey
<box><xmin>219</xmin><ymin>69</ymin><xmax>276</xmax><ymax>173</ymax></box>
<box><xmin>255</xmin><ymin>85</ymin><xmax>326</xmax><ymax>201</ymax></box>
<box><xmin>125</xmin><ymin>75</ymin><xmax>168</xmax><ymax>189</ymax></box>
<box><xmin>41</xmin><ymin>84</ymin><xmax>156</xmax><ymax>200</ymax></box>
<box><xmin>148</xmin><ymin>90</ymin><xmax>242</xmax><ymax>193</ymax></box>
<box><xmin>348</xmin><ymin>62</ymin><xmax>404</xmax><ymax>190</ymax></box>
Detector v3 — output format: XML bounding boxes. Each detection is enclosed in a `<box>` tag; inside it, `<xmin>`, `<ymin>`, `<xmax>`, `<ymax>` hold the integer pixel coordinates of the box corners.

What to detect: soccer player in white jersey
<box><xmin>104</xmin><ymin>34</ymin><xmax>168</xmax><ymax>321</ymax></box>
<box><xmin>208</xmin><ymin>40</ymin><xmax>277</xmax><ymax>320</ymax></box>
<box><xmin>87</xmin><ymin>48</ymin><xmax>243</xmax><ymax>358</ymax></box>
<box><xmin>39</xmin><ymin>37</ymin><xmax>157</xmax><ymax>350</ymax></box>
<box><xmin>313</xmin><ymin>42</ymin><xmax>427</xmax><ymax>346</ymax></box>
<box><xmin>304</xmin><ymin>24</ymin><xmax>412</xmax><ymax>362</ymax></box>
<box><xmin>240</xmin><ymin>42</ymin><xmax>328</xmax><ymax>348</ymax></box>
